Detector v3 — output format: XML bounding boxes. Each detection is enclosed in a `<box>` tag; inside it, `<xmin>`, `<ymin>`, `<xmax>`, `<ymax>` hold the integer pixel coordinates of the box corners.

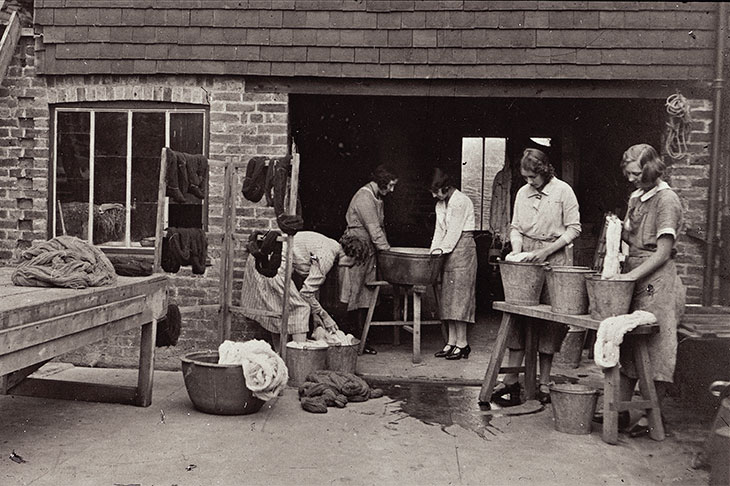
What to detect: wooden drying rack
<box><xmin>218</xmin><ymin>145</ymin><xmax>301</xmax><ymax>360</ymax></box>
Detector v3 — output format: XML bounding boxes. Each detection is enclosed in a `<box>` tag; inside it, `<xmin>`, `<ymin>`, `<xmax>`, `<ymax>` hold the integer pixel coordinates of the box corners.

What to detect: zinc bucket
<box><xmin>554</xmin><ymin>326</ymin><xmax>587</xmax><ymax>369</ymax></box>
<box><xmin>549</xmin><ymin>383</ymin><xmax>599</xmax><ymax>435</ymax></box>
<box><xmin>326</xmin><ymin>344</ymin><xmax>359</xmax><ymax>374</ymax></box>
<box><xmin>584</xmin><ymin>274</ymin><xmax>636</xmax><ymax>321</ymax></box>
<box><xmin>498</xmin><ymin>260</ymin><xmax>546</xmax><ymax>306</ymax></box>
<box><xmin>285</xmin><ymin>342</ymin><xmax>328</xmax><ymax>387</ymax></box>
<box><xmin>545</xmin><ymin>266</ymin><xmax>594</xmax><ymax>315</ymax></box>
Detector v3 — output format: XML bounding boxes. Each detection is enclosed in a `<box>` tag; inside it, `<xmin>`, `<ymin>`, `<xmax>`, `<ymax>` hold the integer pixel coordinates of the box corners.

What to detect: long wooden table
<box><xmin>0</xmin><ymin>267</ymin><xmax>167</xmax><ymax>407</ymax></box>
<box><xmin>480</xmin><ymin>301</ymin><xmax>663</xmax><ymax>444</ymax></box>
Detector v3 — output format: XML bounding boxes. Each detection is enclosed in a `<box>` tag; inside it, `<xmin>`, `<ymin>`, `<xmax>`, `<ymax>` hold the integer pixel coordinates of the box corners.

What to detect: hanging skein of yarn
<box><xmin>665</xmin><ymin>92</ymin><xmax>692</xmax><ymax>159</ymax></box>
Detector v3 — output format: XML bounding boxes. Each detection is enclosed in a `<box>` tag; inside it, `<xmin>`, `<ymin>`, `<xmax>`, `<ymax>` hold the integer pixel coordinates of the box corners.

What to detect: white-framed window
<box><xmin>51</xmin><ymin>105</ymin><xmax>208</xmax><ymax>250</ymax></box>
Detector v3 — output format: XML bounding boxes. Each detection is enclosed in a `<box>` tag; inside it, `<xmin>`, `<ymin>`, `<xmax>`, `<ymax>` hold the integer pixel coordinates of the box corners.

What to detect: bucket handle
<box><xmin>430</xmin><ymin>248</ymin><xmax>444</xmax><ymax>256</ymax></box>
<box><xmin>544</xmin><ymin>263</ymin><xmax>553</xmax><ymax>272</ymax></box>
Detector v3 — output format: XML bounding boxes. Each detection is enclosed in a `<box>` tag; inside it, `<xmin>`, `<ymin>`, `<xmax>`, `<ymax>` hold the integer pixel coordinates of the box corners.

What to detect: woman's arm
<box><xmin>616</xmin><ymin>234</ymin><xmax>674</xmax><ymax>281</ymax></box>
<box><xmin>354</xmin><ymin>193</ymin><xmax>390</xmax><ymax>251</ymax></box>
<box><xmin>432</xmin><ymin>197</ymin><xmax>470</xmax><ymax>254</ymax></box>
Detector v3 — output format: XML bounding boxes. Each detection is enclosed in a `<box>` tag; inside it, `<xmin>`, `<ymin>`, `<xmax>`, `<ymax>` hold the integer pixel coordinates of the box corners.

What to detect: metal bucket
<box><xmin>554</xmin><ymin>326</ymin><xmax>587</xmax><ymax>368</ymax></box>
<box><xmin>544</xmin><ymin>265</ymin><xmax>593</xmax><ymax>315</ymax></box>
<box><xmin>378</xmin><ymin>247</ymin><xmax>444</xmax><ymax>286</ymax></box>
<box><xmin>498</xmin><ymin>260</ymin><xmax>546</xmax><ymax>306</ymax></box>
<box><xmin>549</xmin><ymin>383</ymin><xmax>599</xmax><ymax>435</ymax></box>
<box><xmin>326</xmin><ymin>344</ymin><xmax>358</xmax><ymax>374</ymax></box>
<box><xmin>285</xmin><ymin>342</ymin><xmax>328</xmax><ymax>387</ymax></box>
<box><xmin>181</xmin><ymin>351</ymin><xmax>265</xmax><ymax>415</ymax></box>
<box><xmin>584</xmin><ymin>274</ymin><xmax>636</xmax><ymax>321</ymax></box>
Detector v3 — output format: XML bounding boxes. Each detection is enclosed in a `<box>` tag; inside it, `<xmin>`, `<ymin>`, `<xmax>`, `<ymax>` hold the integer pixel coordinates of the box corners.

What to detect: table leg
<box><xmin>359</xmin><ymin>286</ymin><xmax>380</xmax><ymax>355</ymax></box>
<box><xmin>479</xmin><ymin>312</ymin><xmax>515</xmax><ymax>404</ymax></box>
<box><xmin>602</xmin><ymin>365</ymin><xmax>621</xmax><ymax>445</ymax></box>
<box><xmin>393</xmin><ymin>286</ymin><xmax>402</xmax><ymax>346</ymax></box>
<box><xmin>634</xmin><ymin>340</ymin><xmax>665</xmax><ymax>441</ymax></box>
<box><xmin>135</xmin><ymin>318</ymin><xmax>157</xmax><ymax>407</ymax></box>
<box><xmin>412</xmin><ymin>292</ymin><xmax>422</xmax><ymax>364</ymax></box>
<box><xmin>524</xmin><ymin>319</ymin><xmax>537</xmax><ymax>400</ymax></box>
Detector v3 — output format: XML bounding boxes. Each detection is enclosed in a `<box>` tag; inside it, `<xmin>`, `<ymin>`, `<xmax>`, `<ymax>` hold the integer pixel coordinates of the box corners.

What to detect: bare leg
<box><xmin>538</xmin><ymin>352</ymin><xmax>554</xmax><ymax>385</ymax></box>
<box><xmin>455</xmin><ymin>321</ymin><xmax>468</xmax><ymax>347</ymax></box>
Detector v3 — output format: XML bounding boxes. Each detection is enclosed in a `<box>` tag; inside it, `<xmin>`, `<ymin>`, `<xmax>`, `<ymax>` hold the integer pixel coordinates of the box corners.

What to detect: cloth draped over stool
<box><xmin>298</xmin><ymin>370</ymin><xmax>383</xmax><ymax>413</ymax></box>
<box><xmin>593</xmin><ymin>310</ymin><xmax>657</xmax><ymax>368</ymax></box>
<box><xmin>218</xmin><ymin>339</ymin><xmax>289</xmax><ymax>401</ymax></box>
<box><xmin>12</xmin><ymin>235</ymin><xmax>117</xmax><ymax>288</ymax></box>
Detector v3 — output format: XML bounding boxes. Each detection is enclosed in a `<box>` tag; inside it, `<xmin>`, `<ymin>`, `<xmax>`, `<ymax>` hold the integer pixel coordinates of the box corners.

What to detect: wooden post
<box><xmin>279</xmin><ymin>145</ymin><xmax>300</xmax><ymax>359</ymax></box>
<box><xmin>153</xmin><ymin>147</ymin><xmax>168</xmax><ymax>274</ymax></box>
<box><xmin>219</xmin><ymin>160</ymin><xmax>236</xmax><ymax>343</ymax></box>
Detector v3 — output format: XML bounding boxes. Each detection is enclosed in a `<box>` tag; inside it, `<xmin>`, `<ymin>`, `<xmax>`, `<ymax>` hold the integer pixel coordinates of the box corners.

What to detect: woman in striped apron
<box><xmin>491</xmin><ymin>147</ymin><xmax>582</xmax><ymax>406</ymax></box>
<box><xmin>608</xmin><ymin>144</ymin><xmax>686</xmax><ymax>437</ymax></box>
<box><xmin>429</xmin><ymin>169</ymin><xmax>477</xmax><ymax>360</ymax></box>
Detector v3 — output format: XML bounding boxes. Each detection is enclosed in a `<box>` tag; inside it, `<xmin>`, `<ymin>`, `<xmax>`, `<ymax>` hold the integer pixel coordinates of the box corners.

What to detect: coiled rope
<box><xmin>665</xmin><ymin>92</ymin><xmax>692</xmax><ymax>159</ymax></box>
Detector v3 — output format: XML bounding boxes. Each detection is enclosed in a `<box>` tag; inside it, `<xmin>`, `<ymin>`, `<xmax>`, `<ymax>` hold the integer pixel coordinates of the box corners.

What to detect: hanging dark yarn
<box><xmin>156</xmin><ymin>304</ymin><xmax>181</xmax><ymax>347</ymax></box>
<box><xmin>247</xmin><ymin>231</ymin><xmax>282</xmax><ymax>277</ymax></box>
<box><xmin>265</xmin><ymin>155</ymin><xmax>304</xmax><ymax>235</ymax></box>
<box><xmin>241</xmin><ymin>156</ymin><xmax>269</xmax><ymax>203</ymax></box>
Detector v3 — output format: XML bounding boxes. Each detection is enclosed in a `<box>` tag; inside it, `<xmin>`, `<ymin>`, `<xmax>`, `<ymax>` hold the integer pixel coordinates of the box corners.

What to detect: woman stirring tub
<box><xmin>429</xmin><ymin>169</ymin><xmax>477</xmax><ymax>360</ymax></box>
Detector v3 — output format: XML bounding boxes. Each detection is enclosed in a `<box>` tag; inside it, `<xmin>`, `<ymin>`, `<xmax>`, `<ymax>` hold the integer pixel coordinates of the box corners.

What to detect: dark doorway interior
<box><xmin>291</xmin><ymin>95</ymin><xmax>664</xmax><ymax>250</ymax></box>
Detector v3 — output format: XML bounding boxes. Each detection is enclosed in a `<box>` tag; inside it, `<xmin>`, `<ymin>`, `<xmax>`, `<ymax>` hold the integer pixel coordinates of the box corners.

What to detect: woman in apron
<box><xmin>609</xmin><ymin>144</ymin><xmax>686</xmax><ymax>437</ymax></box>
<box><xmin>429</xmin><ymin>169</ymin><xmax>477</xmax><ymax>360</ymax></box>
<box><xmin>491</xmin><ymin>148</ymin><xmax>582</xmax><ymax>405</ymax></box>
<box><xmin>339</xmin><ymin>165</ymin><xmax>398</xmax><ymax>354</ymax></box>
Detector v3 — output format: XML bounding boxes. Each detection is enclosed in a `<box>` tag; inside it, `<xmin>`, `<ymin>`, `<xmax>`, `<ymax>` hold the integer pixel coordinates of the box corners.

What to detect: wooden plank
<box><xmin>229</xmin><ymin>305</ymin><xmax>281</xmax><ymax>319</ymax></box>
<box><xmin>0</xmin><ymin>11</ymin><xmax>20</xmax><ymax>86</ymax></box>
<box><xmin>492</xmin><ymin>302</ymin><xmax>659</xmax><ymax>333</ymax></box>
<box><xmin>634</xmin><ymin>341</ymin><xmax>665</xmax><ymax>441</ymax></box>
<box><xmin>153</xmin><ymin>147</ymin><xmax>167</xmax><ymax>274</ymax></box>
<box><xmin>219</xmin><ymin>160</ymin><xmax>235</xmax><ymax>343</ymax></box>
<box><xmin>478</xmin><ymin>312</ymin><xmax>515</xmax><ymax>404</ymax></box>
<box><xmin>0</xmin><ymin>360</ymin><xmax>50</xmax><ymax>393</ymax></box>
<box><xmin>412</xmin><ymin>292</ymin><xmax>421</xmax><ymax>363</ymax></box>
<box><xmin>0</xmin><ymin>308</ymin><xmax>152</xmax><ymax>376</ymax></box>
<box><xmin>0</xmin><ymin>273</ymin><xmax>167</xmax><ymax>330</ymax></box>
<box><xmin>365</xmin><ymin>320</ymin><xmax>443</xmax><ymax>327</ymax></box>
<box><xmin>602</xmin><ymin>366</ymin><xmax>621</xmax><ymax>445</ymax></box>
<box><xmin>279</xmin><ymin>146</ymin><xmax>300</xmax><ymax>359</ymax></box>
<box><xmin>135</xmin><ymin>320</ymin><xmax>156</xmax><ymax>407</ymax></box>
<box><xmin>6</xmin><ymin>378</ymin><xmax>138</xmax><ymax>406</ymax></box>
<box><xmin>0</xmin><ymin>295</ymin><xmax>146</xmax><ymax>354</ymax></box>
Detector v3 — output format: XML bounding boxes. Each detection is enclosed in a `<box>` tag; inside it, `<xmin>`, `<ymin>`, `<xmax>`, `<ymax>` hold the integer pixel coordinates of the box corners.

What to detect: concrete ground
<box><xmin>0</xmin><ymin>311</ymin><xmax>716</xmax><ymax>486</ymax></box>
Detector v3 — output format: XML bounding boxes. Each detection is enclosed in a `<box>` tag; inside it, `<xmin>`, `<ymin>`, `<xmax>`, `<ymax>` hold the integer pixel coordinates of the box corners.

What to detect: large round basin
<box><xmin>377</xmin><ymin>247</ymin><xmax>444</xmax><ymax>286</ymax></box>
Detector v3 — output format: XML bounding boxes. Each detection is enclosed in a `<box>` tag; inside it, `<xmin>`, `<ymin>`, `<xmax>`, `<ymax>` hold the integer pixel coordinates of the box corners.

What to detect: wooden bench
<box><xmin>480</xmin><ymin>301</ymin><xmax>662</xmax><ymax>445</ymax></box>
<box><xmin>0</xmin><ymin>267</ymin><xmax>167</xmax><ymax>407</ymax></box>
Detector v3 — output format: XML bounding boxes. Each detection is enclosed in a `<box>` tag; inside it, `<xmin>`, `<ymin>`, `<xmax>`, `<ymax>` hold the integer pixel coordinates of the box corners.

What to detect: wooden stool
<box><xmin>359</xmin><ymin>281</ymin><xmax>444</xmax><ymax>364</ymax></box>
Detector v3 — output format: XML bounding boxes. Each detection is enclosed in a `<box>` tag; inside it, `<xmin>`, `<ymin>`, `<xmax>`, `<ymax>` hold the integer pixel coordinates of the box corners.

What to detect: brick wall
<box><xmin>667</xmin><ymin>98</ymin><xmax>712</xmax><ymax>304</ymax></box>
<box><xmin>0</xmin><ymin>37</ymin><xmax>287</xmax><ymax>369</ymax></box>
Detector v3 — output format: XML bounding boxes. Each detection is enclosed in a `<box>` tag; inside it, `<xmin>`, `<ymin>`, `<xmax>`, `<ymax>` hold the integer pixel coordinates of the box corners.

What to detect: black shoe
<box><xmin>445</xmin><ymin>344</ymin><xmax>471</xmax><ymax>360</ymax></box>
<box><xmin>593</xmin><ymin>411</ymin><xmax>630</xmax><ymax>431</ymax></box>
<box><xmin>491</xmin><ymin>381</ymin><xmax>522</xmax><ymax>407</ymax></box>
<box><xmin>363</xmin><ymin>344</ymin><xmax>377</xmax><ymax>355</ymax></box>
<box><xmin>536</xmin><ymin>384</ymin><xmax>551</xmax><ymax>404</ymax></box>
<box><xmin>435</xmin><ymin>344</ymin><xmax>455</xmax><ymax>358</ymax></box>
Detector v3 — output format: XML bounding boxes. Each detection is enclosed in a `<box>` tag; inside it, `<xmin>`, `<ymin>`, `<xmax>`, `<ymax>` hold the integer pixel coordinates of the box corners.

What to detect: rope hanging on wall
<box><xmin>664</xmin><ymin>92</ymin><xmax>692</xmax><ymax>159</ymax></box>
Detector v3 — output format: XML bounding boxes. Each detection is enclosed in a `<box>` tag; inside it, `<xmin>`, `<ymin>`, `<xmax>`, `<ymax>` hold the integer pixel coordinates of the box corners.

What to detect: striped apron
<box><xmin>240</xmin><ymin>254</ymin><xmax>311</xmax><ymax>335</ymax></box>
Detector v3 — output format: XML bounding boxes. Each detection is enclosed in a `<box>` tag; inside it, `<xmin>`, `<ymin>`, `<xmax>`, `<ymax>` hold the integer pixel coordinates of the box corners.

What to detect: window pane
<box><xmin>93</xmin><ymin>112</ymin><xmax>127</xmax><ymax>245</ymax></box>
<box><xmin>131</xmin><ymin>112</ymin><xmax>165</xmax><ymax>243</ymax></box>
<box><xmin>56</xmin><ymin>111</ymin><xmax>90</xmax><ymax>239</ymax></box>
<box><xmin>170</xmin><ymin>112</ymin><xmax>204</xmax><ymax>154</ymax></box>
<box><xmin>461</xmin><ymin>137</ymin><xmax>484</xmax><ymax>231</ymax></box>
<box><xmin>169</xmin><ymin>112</ymin><xmax>205</xmax><ymax>228</ymax></box>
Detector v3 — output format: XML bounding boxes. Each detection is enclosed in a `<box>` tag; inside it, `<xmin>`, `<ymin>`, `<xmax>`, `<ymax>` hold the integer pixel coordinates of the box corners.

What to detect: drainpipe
<box><xmin>702</xmin><ymin>2</ymin><xmax>727</xmax><ymax>306</ymax></box>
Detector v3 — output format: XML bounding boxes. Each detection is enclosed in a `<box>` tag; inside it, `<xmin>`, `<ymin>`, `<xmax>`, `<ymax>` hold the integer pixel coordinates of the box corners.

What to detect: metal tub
<box><xmin>377</xmin><ymin>247</ymin><xmax>444</xmax><ymax>286</ymax></box>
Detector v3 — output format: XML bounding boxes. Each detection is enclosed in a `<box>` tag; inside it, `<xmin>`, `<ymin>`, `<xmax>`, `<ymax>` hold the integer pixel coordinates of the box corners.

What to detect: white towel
<box><xmin>593</xmin><ymin>310</ymin><xmax>657</xmax><ymax>368</ymax></box>
<box><xmin>218</xmin><ymin>339</ymin><xmax>289</xmax><ymax>401</ymax></box>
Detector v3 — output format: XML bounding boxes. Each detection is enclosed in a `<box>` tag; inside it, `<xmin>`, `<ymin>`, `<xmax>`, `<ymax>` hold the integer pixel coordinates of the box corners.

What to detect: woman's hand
<box><xmin>523</xmin><ymin>250</ymin><xmax>548</xmax><ymax>263</ymax></box>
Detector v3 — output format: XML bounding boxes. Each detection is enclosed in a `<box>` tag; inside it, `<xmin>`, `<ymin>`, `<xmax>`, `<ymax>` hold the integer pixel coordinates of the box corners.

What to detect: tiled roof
<box><xmin>34</xmin><ymin>1</ymin><xmax>717</xmax><ymax>80</ymax></box>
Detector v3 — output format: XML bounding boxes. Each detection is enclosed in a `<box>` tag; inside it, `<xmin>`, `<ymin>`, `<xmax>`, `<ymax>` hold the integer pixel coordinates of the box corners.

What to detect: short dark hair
<box><xmin>429</xmin><ymin>168</ymin><xmax>455</xmax><ymax>193</ymax></box>
<box><xmin>371</xmin><ymin>164</ymin><xmax>398</xmax><ymax>190</ymax></box>
<box><xmin>621</xmin><ymin>144</ymin><xmax>665</xmax><ymax>184</ymax></box>
<box><xmin>520</xmin><ymin>148</ymin><xmax>555</xmax><ymax>180</ymax></box>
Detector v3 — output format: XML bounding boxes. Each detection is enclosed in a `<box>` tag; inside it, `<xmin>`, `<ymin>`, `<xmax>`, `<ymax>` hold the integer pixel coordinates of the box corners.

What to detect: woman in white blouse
<box><xmin>429</xmin><ymin>169</ymin><xmax>477</xmax><ymax>360</ymax></box>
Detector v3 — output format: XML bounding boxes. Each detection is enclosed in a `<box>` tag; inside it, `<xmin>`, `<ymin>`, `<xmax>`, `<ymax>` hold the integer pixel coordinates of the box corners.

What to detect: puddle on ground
<box><xmin>379</xmin><ymin>382</ymin><xmax>545</xmax><ymax>440</ymax></box>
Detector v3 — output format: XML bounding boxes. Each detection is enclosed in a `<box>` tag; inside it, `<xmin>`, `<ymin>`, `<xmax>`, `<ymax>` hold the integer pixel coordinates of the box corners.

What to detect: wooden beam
<box><xmin>6</xmin><ymin>378</ymin><xmax>138</xmax><ymax>406</ymax></box>
<box><xmin>153</xmin><ymin>147</ymin><xmax>168</xmax><ymax>274</ymax></box>
<box><xmin>0</xmin><ymin>11</ymin><xmax>20</xmax><ymax>86</ymax></box>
